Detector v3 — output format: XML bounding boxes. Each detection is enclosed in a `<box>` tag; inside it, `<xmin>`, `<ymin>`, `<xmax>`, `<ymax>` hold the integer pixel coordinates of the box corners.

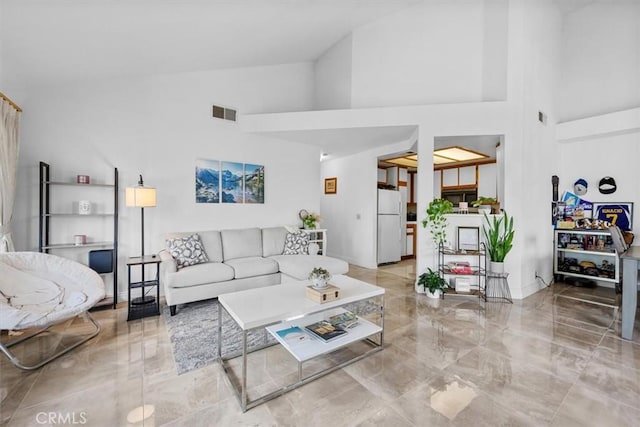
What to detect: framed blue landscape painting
<box><xmin>221</xmin><ymin>161</ymin><xmax>244</xmax><ymax>203</ymax></box>
<box><xmin>244</xmin><ymin>163</ymin><xmax>264</xmax><ymax>204</ymax></box>
<box><xmin>195</xmin><ymin>159</ymin><xmax>220</xmax><ymax>203</ymax></box>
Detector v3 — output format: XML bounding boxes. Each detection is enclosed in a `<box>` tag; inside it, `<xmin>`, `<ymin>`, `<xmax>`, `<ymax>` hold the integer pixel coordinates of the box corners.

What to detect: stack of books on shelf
<box><xmin>276</xmin><ymin>310</ymin><xmax>359</xmax><ymax>344</ymax></box>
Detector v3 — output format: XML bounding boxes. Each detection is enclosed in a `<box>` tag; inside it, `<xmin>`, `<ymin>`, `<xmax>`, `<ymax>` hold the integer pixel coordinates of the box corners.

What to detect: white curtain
<box><xmin>0</xmin><ymin>98</ymin><xmax>21</xmax><ymax>252</ymax></box>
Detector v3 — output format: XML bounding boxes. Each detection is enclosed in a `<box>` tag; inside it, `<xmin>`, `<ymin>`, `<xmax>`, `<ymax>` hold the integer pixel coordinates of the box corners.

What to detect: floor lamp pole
<box><xmin>141</xmin><ymin>206</ymin><xmax>145</xmax><ymax>258</ymax></box>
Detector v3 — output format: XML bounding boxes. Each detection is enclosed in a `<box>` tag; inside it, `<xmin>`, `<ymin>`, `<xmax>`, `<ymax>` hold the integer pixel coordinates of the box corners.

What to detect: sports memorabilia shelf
<box><xmin>553</xmin><ymin>228</ymin><xmax>620</xmax><ymax>286</ymax></box>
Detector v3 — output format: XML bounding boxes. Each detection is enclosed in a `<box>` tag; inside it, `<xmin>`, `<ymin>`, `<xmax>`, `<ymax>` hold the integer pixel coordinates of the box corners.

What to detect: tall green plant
<box><xmin>482</xmin><ymin>211</ymin><xmax>514</xmax><ymax>262</ymax></box>
<box><xmin>422</xmin><ymin>199</ymin><xmax>453</xmax><ymax>247</ymax></box>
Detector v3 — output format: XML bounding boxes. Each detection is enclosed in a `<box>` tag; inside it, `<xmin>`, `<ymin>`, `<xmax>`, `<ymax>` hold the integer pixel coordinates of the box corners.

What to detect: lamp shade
<box><xmin>126</xmin><ymin>186</ymin><xmax>156</xmax><ymax>208</ymax></box>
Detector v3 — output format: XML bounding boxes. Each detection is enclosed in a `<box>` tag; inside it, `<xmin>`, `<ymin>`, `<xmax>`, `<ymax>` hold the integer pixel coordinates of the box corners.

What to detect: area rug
<box><xmin>162</xmin><ymin>299</ymin><xmax>277</xmax><ymax>375</ymax></box>
<box><xmin>163</xmin><ymin>297</ymin><xmax>380</xmax><ymax>375</ymax></box>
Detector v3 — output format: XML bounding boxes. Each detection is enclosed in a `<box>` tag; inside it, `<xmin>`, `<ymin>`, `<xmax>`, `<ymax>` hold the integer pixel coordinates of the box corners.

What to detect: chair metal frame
<box><xmin>0</xmin><ymin>311</ymin><xmax>101</xmax><ymax>371</ymax></box>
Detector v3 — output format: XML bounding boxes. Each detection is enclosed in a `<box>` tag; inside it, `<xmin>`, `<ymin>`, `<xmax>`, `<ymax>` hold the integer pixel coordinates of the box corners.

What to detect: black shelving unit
<box><xmin>126</xmin><ymin>256</ymin><xmax>160</xmax><ymax>321</ymax></box>
<box><xmin>39</xmin><ymin>161</ymin><xmax>119</xmax><ymax>309</ymax></box>
<box><xmin>438</xmin><ymin>242</ymin><xmax>486</xmax><ymax>300</ymax></box>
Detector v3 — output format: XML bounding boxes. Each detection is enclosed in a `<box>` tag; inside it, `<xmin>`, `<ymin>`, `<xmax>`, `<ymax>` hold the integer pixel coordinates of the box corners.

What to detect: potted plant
<box><xmin>308</xmin><ymin>267</ymin><xmax>331</xmax><ymax>289</ymax></box>
<box><xmin>421</xmin><ymin>198</ymin><xmax>453</xmax><ymax>247</ymax></box>
<box><xmin>482</xmin><ymin>211</ymin><xmax>514</xmax><ymax>273</ymax></box>
<box><xmin>418</xmin><ymin>268</ymin><xmax>448</xmax><ymax>298</ymax></box>
<box><xmin>303</xmin><ymin>212</ymin><xmax>321</xmax><ymax>229</ymax></box>
<box><xmin>471</xmin><ymin>196</ymin><xmax>499</xmax><ymax>214</ymax></box>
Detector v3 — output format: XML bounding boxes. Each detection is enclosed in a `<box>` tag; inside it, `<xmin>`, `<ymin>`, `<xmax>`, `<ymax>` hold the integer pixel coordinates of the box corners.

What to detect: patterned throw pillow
<box><xmin>283</xmin><ymin>231</ymin><xmax>310</xmax><ymax>255</ymax></box>
<box><xmin>166</xmin><ymin>234</ymin><xmax>209</xmax><ymax>269</ymax></box>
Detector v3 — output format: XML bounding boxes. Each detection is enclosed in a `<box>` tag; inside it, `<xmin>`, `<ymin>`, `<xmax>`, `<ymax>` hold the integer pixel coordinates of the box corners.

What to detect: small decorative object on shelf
<box><xmin>472</xmin><ymin>196</ymin><xmax>499</xmax><ymax>214</ymax></box>
<box><xmin>308</xmin><ymin>267</ymin><xmax>331</xmax><ymax>289</ymax></box>
<box><xmin>76</xmin><ymin>175</ymin><xmax>90</xmax><ymax>184</ymax></box>
<box><xmin>73</xmin><ymin>234</ymin><xmax>86</xmax><ymax>246</ymax></box>
<box><xmin>78</xmin><ymin>200</ymin><xmax>91</xmax><ymax>215</ymax></box>
<box><xmin>306</xmin><ymin>284</ymin><xmax>340</xmax><ymax>304</ymax></box>
<box><xmin>302</xmin><ymin>212</ymin><xmax>321</xmax><ymax>229</ymax></box>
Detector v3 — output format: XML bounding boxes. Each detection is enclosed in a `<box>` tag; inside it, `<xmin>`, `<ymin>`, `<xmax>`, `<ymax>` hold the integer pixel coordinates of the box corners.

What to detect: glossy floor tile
<box><xmin>1</xmin><ymin>260</ymin><xmax>639</xmax><ymax>426</ymax></box>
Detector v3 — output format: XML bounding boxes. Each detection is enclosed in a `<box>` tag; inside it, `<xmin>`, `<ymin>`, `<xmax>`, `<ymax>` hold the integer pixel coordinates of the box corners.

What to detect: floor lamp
<box><xmin>125</xmin><ymin>175</ymin><xmax>156</xmax><ymax>258</ymax></box>
<box><xmin>126</xmin><ymin>175</ymin><xmax>156</xmax><ymax>305</ymax></box>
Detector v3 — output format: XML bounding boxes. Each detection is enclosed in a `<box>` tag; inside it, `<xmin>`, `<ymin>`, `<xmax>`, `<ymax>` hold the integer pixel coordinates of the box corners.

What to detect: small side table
<box><xmin>127</xmin><ymin>255</ymin><xmax>161</xmax><ymax>321</ymax></box>
<box><xmin>485</xmin><ymin>272</ymin><xmax>513</xmax><ymax>303</ymax></box>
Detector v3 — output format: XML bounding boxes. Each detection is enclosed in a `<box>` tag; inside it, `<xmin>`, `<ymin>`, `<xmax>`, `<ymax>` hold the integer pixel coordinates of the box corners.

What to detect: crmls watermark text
<box><xmin>36</xmin><ymin>412</ymin><xmax>88</xmax><ymax>425</ymax></box>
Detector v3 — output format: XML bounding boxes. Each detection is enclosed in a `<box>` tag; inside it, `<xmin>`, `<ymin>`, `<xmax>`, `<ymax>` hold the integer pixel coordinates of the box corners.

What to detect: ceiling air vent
<box><xmin>212</xmin><ymin>104</ymin><xmax>237</xmax><ymax>122</ymax></box>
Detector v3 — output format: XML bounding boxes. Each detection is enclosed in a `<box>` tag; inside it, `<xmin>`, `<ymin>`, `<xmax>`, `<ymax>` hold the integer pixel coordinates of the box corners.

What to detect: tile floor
<box><xmin>1</xmin><ymin>261</ymin><xmax>640</xmax><ymax>426</ymax></box>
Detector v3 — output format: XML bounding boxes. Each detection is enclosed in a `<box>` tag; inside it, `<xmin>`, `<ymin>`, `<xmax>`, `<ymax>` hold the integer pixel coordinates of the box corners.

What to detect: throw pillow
<box><xmin>283</xmin><ymin>231</ymin><xmax>310</xmax><ymax>255</ymax></box>
<box><xmin>166</xmin><ymin>234</ymin><xmax>209</xmax><ymax>269</ymax></box>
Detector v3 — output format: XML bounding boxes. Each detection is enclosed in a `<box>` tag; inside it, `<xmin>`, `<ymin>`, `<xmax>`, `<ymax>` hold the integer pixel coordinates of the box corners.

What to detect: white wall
<box><xmin>558</xmin><ymin>1</ymin><xmax>640</xmax><ymax>122</ymax></box>
<box><xmin>350</xmin><ymin>0</ymin><xmax>508</xmax><ymax>108</ymax></box>
<box><xmin>13</xmin><ymin>62</ymin><xmax>319</xmax><ymax>300</ymax></box>
<box><xmin>314</xmin><ymin>35</ymin><xmax>353</xmax><ymax>110</ymax></box>
<box><xmin>320</xmin><ymin>137</ymin><xmax>415</xmax><ymax>268</ymax></box>
<box><xmin>503</xmin><ymin>0</ymin><xmax>562</xmax><ymax>298</ymax></box>
<box><xmin>557</xmin><ymin>130</ymin><xmax>640</xmax><ymax>239</ymax></box>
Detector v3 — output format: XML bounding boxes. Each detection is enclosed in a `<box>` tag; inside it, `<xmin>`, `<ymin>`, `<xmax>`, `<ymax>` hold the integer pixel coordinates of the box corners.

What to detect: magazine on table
<box><xmin>328</xmin><ymin>311</ymin><xmax>359</xmax><ymax>329</ymax></box>
<box><xmin>304</xmin><ymin>320</ymin><xmax>347</xmax><ymax>342</ymax></box>
<box><xmin>276</xmin><ymin>326</ymin><xmax>311</xmax><ymax>347</ymax></box>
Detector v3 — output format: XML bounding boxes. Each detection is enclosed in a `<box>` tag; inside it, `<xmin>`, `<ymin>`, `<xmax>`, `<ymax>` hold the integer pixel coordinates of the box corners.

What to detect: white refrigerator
<box><xmin>377</xmin><ymin>189</ymin><xmax>402</xmax><ymax>264</ymax></box>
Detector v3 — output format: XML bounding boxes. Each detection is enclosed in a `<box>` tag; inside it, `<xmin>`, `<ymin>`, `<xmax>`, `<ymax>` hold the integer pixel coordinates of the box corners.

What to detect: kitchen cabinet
<box><xmin>433</xmin><ymin>171</ymin><xmax>441</xmax><ymax>198</ymax></box>
<box><xmin>478</xmin><ymin>163</ymin><xmax>497</xmax><ymax>198</ymax></box>
<box><xmin>387</xmin><ymin>166</ymin><xmax>398</xmax><ymax>188</ymax></box>
<box><xmin>458</xmin><ymin>166</ymin><xmax>476</xmax><ymax>186</ymax></box>
<box><xmin>406</xmin><ymin>224</ymin><xmax>416</xmax><ymax>257</ymax></box>
<box><xmin>377</xmin><ymin>168</ymin><xmax>387</xmax><ymax>183</ymax></box>
<box><xmin>442</xmin><ymin>169</ymin><xmax>458</xmax><ymax>187</ymax></box>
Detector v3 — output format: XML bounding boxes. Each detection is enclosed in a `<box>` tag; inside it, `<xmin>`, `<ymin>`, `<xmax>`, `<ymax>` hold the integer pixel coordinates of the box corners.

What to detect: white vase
<box><xmin>311</xmin><ymin>277</ymin><xmax>328</xmax><ymax>289</ymax></box>
<box><xmin>426</xmin><ymin>289</ymin><xmax>442</xmax><ymax>299</ymax></box>
<box><xmin>490</xmin><ymin>261</ymin><xmax>504</xmax><ymax>274</ymax></box>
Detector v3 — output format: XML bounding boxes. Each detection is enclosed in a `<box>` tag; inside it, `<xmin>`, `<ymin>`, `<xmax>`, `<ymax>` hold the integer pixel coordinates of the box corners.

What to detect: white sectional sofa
<box><xmin>159</xmin><ymin>227</ymin><xmax>349</xmax><ymax>315</ymax></box>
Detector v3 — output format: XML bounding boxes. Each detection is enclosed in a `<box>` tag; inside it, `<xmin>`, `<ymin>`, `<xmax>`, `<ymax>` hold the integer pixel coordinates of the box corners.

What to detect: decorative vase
<box><xmin>426</xmin><ymin>289</ymin><xmax>442</xmax><ymax>299</ymax></box>
<box><xmin>490</xmin><ymin>261</ymin><xmax>504</xmax><ymax>274</ymax></box>
<box><xmin>311</xmin><ymin>277</ymin><xmax>328</xmax><ymax>289</ymax></box>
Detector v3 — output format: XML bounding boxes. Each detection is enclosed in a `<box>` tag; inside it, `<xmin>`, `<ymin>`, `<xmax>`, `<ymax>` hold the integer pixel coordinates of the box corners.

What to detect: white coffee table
<box><xmin>218</xmin><ymin>274</ymin><xmax>385</xmax><ymax>412</ymax></box>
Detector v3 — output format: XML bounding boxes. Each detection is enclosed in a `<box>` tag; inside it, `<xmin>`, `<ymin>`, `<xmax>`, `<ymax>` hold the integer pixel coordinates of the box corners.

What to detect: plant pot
<box><xmin>311</xmin><ymin>277</ymin><xmax>328</xmax><ymax>289</ymax></box>
<box><xmin>478</xmin><ymin>205</ymin><xmax>492</xmax><ymax>215</ymax></box>
<box><xmin>490</xmin><ymin>261</ymin><xmax>504</xmax><ymax>274</ymax></box>
<box><xmin>415</xmin><ymin>283</ymin><xmax>426</xmax><ymax>294</ymax></box>
<box><xmin>426</xmin><ymin>289</ymin><xmax>442</xmax><ymax>299</ymax></box>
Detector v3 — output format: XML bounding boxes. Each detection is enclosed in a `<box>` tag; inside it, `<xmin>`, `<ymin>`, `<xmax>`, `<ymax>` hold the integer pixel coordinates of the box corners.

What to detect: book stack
<box><xmin>304</xmin><ymin>310</ymin><xmax>359</xmax><ymax>342</ymax></box>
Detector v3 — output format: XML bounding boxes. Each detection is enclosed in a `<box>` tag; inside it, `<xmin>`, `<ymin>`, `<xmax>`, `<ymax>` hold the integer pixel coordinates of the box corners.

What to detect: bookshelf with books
<box><xmin>266</xmin><ymin>308</ymin><xmax>381</xmax><ymax>363</ymax></box>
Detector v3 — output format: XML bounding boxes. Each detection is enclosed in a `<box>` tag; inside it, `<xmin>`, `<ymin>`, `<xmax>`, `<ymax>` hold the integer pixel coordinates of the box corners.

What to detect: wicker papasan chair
<box><xmin>0</xmin><ymin>252</ymin><xmax>105</xmax><ymax>370</ymax></box>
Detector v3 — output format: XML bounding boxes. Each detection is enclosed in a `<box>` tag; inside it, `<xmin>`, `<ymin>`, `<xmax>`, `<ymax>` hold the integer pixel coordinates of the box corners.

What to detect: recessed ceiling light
<box><xmin>433</xmin><ymin>146</ymin><xmax>488</xmax><ymax>162</ymax></box>
<box><xmin>433</xmin><ymin>155</ymin><xmax>456</xmax><ymax>165</ymax></box>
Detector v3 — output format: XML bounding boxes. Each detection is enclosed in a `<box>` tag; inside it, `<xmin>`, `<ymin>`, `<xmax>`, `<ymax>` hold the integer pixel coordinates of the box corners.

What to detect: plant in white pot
<box><xmin>472</xmin><ymin>196</ymin><xmax>498</xmax><ymax>215</ymax></box>
<box><xmin>418</xmin><ymin>268</ymin><xmax>448</xmax><ymax>299</ymax></box>
<box><xmin>308</xmin><ymin>267</ymin><xmax>331</xmax><ymax>289</ymax></box>
<box><xmin>482</xmin><ymin>211</ymin><xmax>514</xmax><ymax>273</ymax></box>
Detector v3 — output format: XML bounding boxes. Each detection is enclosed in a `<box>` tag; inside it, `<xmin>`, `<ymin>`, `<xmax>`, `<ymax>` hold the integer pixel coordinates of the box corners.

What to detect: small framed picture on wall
<box><xmin>324</xmin><ymin>177</ymin><xmax>337</xmax><ymax>194</ymax></box>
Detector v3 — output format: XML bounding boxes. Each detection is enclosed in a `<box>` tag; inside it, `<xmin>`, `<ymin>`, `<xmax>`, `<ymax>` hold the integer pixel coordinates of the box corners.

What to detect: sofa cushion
<box><xmin>262</xmin><ymin>227</ymin><xmax>288</xmax><ymax>257</ymax></box>
<box><xmin>224</xmin><ymin>257</ymin><xmax>279</xmax><ymax>279</ymax></box>
<box><xmin>270</xmin><ymin>255</ymin><xmax>349</xmax><ymax>280</ymax></box>
<box><xmin>165</xmin><ymin>231</ymin><xmax>223</xmax><ymax>262</ymax></box>
<box><xmin>166</xmin><ymin>234</ymin><xmax>209</xmax><ymax>269</ymax></box>
<box><xmin>221</xmin><ymin>228</ymin><xmax>262</xmax><ymax>261</ymax></box>
<box><xmin>283</xmin><ymin>231</ymin><xmax>309</xmax><ymax>255</ymax></box>
<box><xmin>165</xmin><ymin>262</ymin><xmax>235</xmax><ymax>289</ymax></box>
